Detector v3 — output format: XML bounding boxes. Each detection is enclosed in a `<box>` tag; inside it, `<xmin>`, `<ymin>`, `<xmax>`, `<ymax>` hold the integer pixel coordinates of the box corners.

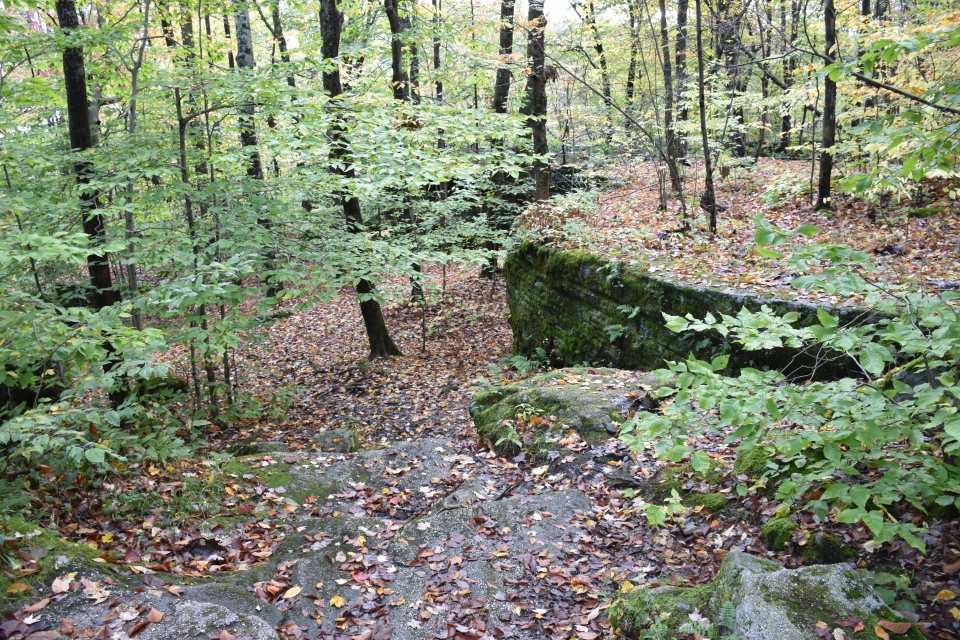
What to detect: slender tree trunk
<box><xmin>492</xmin><ymin>0</ymin><xmax>515</xmax><ymax>114</ymax></box>
<box><xmin>161</xmin><ymin>2</ymin><xmax>176</xmax><ymax>46</ymax></box>
<box><xmin>433</xmin><ymin>0</ymin><xmax>443</xmax><ymax>107</ymax></box>
<box><xmin>410</xmin><ymin>30</ymin><xmax>421</xmax><ymax>104</ymax></box>
<box><xmin>659</xmin><ymin>0</ymin><xmax>681</xmax><ymax>191</ymax></box>
<box><xmin>626</xmin><ymin>0</ymin><xmax>639</xmax><ymax>111</ymax></box>
<box><xmin>125</xmin><ymin>0</ymin><xmax>151</xmax><ymax>331</ymax></box>
<box><xmin>57</xmin><ymin>0</ymin><xmax>126</xmax><ymax>406</ymax></box>
<box><xmin>585</xmin><ymin>0</ymin><xmax>611</xmax><ymax>107</ymax></box>
<box><xmin>234</xmin><ymin>1</ymin><xmax>278</xmax><ymax>297</ymax></box>
<box><xmin>521</xmin><ymin>0</ymin><xmax>549</xmax><ymax>201</ymax></box>
<box><xmin>815</xmin><ymin>0</ymin><xmax>837</xmax><ymax>210</ymax></box>
<box><xmin>319</xmin><ymin>0</ymin><xmax>402</xmax><ymax>358</ymax></box>
<box><xmin>223</xmin><ymin>15</ymin><xmax>235</xmax><ymax>68</ymax></box>
<box><xmin>57</xmin><ymin>1</ymin><xmax>117</xmax><ymax>312</ymax></box>
<box><xmin>384</xmin><ymin>0</ymin><xmax>408</xmax><ymax>101</ymax></box>
<box><xmin>675</xmin><ymin>0</ymin><xmax>689</xmax><ymax>157</ymax></box>
<box><xmin>695</xmin><ymin>0</ymin><xmax>717</xmax><ymax>232</ymax></box>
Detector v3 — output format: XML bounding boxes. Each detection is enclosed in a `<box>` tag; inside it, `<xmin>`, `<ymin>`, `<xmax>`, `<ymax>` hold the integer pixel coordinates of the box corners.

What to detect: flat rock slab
<box><xmin>470</xmin><ymin>368</ymin><xmax>662</xmax><ymax>455</ymax></box>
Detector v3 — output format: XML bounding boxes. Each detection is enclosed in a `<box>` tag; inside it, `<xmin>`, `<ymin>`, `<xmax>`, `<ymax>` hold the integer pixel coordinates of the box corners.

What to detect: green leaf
<box><xmin>645</xmin><ymin>504</ymin><xmax>666</xmax><ymax>526</ymax></box>
<box><xmin>756</xmin><ymin>246</ymin><xmax>784</xmax><ymax>258</ymax></box>
<box><xmin>691</xmin><ymin>451</ymin><xmax>712</xmax><ymax>474</ymax></box>
<box><xmin>794</xmin><ymin>224</ymin><xmax>820</xmax><ymax>237</ymax></box>
<box><xmin>84</xmin><ymin>448</ymin><xmax>105</xmax><ymax>464</ymax></box>
<box><xmin>817</xmin><ymin>308</ymin><xmax>838</xmax><ymax>328</ymax></box>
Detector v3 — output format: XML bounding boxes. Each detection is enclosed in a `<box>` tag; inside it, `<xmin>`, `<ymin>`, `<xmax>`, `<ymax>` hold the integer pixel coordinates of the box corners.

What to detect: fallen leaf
<box><xmin>330</xmin><ymin>594</ymin><xmax>345</xmax><ymax>608</ymax></box>
<box><xmin>6</xmin><ymin>583</ymin><xmax>29</xmax><ymax>593</ymax></box>
<box><xmin>148</xmin><ymin>607</ymin><xmax>164</xmax><ymax>623</ymax></box>
<box><xmin>24</xmin><ymin>597</ymin><xmax>50</xmax><ymax>613</ymax></box>
<box><xmin>51</xmin><ymin>577</ymin><xmax>70</xmax><ymax>594</ymax></box>
<box><xmin>283</xmin><ymin>586</ymin><xmax>301</xmax><ymax>599</ymax></box>
<box><xmin>878</xmin><ymin>620</ymin><xmax>912</xmax><ymax>634</ymax></box>
<box><xmin>935</xmin><ymin>589</ymin><xmax>956</xmax><ymax>602</ymax></box>
<box><xmin>874</xmin><ymin>626</ymin><xmax>890</xmax><ymax>640</ymax></box>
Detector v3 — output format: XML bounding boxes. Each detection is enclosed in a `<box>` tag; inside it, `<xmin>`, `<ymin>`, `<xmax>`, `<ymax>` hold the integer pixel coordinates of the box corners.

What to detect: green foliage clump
<box><xmin>621</xmin><ymin>235</ymin><xmax>960</xmax><ymax>551</ymax></box>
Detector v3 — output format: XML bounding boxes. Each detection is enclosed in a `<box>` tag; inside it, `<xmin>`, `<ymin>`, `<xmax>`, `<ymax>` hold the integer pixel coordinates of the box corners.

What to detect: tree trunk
<box><xmin>234</xmin><ymin>1</ymin><xmax>278</xmax><ymax>297</ymax></box>
<box><xmin>272</xmin><ymin>3</ymin><xmax>296</xmax><ymax>88</ymax></box>
<box><xmin>319</xmin><ymin>0</ymin><xmax>402</xmax><ymax>358</ymax></box>
<box><xmin>521</xmin><ymin>0</ymin><xmax>549</xmax><ymax>201</ymax></box>
<box><xmin>492</xmin><ymin>0</ymin><xmax>515</xmax><ymax>114</ymax></box>
<box><xmin>56</xmin><ymin>1</ymin><xmax>118</xmax><ymax>312</ymax></box>
<box><xmin>695</xmin><ymin>0</ymin><xmax>718</xmax><ymax>232</ymax></box>
<box><xmin>815</xmin><ymin>0</ymin><xmax>837</xmax><ymax>210</ymax></box>
<box><xmin>626</xmin><ymin>0</ymin><xmax>638</xmax><ymax>110</ymax></box>
<box><xmin>660</xmin><ymin>0</ymin><xmax>681</xmax><ymax>191</ymax></box>
<box><xmin>675</xmin><ymin>0</ymin><xmax>689</xmax><ymax>157</ymax></box>
<box><xmin>384</xmin><ymin>0</ymin><xmax>408</xmax><ymax>101</ymax></box>
<box><xmin>433</xmin><ymin>0</ymin><xmax>443</xmax><ymax>106</ymax></box>
<box><xmin>585</xmin><ymin>0</ymin><xmax>610</xmax><ymax>107</ymax></box>
<box><xmin>223</xmin><ymin>15</ymin><xmax>235</xmax><ymax>68</ymax></box>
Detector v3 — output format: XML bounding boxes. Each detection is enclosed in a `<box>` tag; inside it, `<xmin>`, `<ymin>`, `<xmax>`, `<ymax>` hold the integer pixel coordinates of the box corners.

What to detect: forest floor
<box><xmin>4</xmin><ymin>216</ymin><xmax>960</xmax><ymax>637</ymax></box>
<box><xmin>528</xmin><ymin>159</ymin><xmax>960</xmax><ymax>307</ymax></box>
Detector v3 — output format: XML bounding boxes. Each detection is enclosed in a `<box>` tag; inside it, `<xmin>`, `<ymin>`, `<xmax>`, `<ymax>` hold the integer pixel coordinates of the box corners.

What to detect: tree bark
<box><xmin>659</xmin><ymin>0</ymin><xmax>681</xmax><ymax>191</ymax></box>
<box><xmin>675</xmin><ymin>0</ymin><xmax>689</xmax><ymax>157</ymax></box>
<box><xmin>584</xmin><ymin>0</ymin><xmax>610</xmax><ymax>107</ymax></box>
<box><xmin>520</xmin><ymin>0</ymin><xmax>549</xmax><ymax>201</ymax></box>
<box><xmin>319</xmin><ymin>0</ymin><xmax>402</xmax><ymax>358</ymax></box>
<box><xmin>695</xmin><ymin>0</ymin><xmax>717</xmax><ymax>232</ymax></box>
<box><xmin>626</xmin><ymin>0</ymin><xmax>638</xmax><ymax>110</ymax></box>
<box><xmin>815</xmin><ymin>0</ymin><xmax>837</xmax><ymax>210</ymax></box>
<box><xmin>384</xmin><ymin>0</ymin><xmax>408</xmax><ymax>101</ymax></box>
<box><xmin>56</xmin><ymin>1</ymin><xmax>118</xmax><ymax>312</ymax></box>
<box><xmin>492</xmin><ymin>0</ymin><xmax>515</xmax><ymax>114</ymax></box>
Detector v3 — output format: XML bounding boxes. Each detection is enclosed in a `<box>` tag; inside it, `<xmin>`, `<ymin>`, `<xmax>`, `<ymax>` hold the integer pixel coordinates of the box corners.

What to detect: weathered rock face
<box><xmin>504</xmin><ymin>241</ymin><xmax>872</xmax><ymax>375</ymax></box>
<box><xmin>28</xmin><ymin>440</ymin><xmax>595</xmax><ymax>640</ymax></box>
<box><xmin>611</xmin><ymin>552</ymin><xmax>923</xmax><ymax>640</ymax></box>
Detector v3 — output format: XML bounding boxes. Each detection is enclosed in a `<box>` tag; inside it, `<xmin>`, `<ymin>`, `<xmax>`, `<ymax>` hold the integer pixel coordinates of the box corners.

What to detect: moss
<box><xmin>760</xmin><ymin>517</ymin><xmax>798</xmax><ymax>551</ymax></box>
<box><xmin>0</xmin><ymin>519</ymin><xmax>110</xmax><ymax>613</ymax></box>
<box><xmin>246</xmin><ymin>462</ymin><xmax>294</xmax><ymax>489</ymax></box>
<box><xmin>733</xmin><ymin>447</ymin><xmax>769</xmax><ymax>476</ymax></box>
<box><xmin>685</xmin><ymin>492</ymin><xmax>728</xmax><ymax>512</ymax></box>
<box><xmin>609</xmin><ymin>583</ymin><xmax>713</xmax><ymax>637</ymax></box>
<box><xmin>647</xmin><ymin>464</ymin><xmax>729</xmax><ymax>511</ymax></box>
<box><xmin>800</xmin><ymin>532</ymin><xmax>858</xmax><ymax>565</ymax></box>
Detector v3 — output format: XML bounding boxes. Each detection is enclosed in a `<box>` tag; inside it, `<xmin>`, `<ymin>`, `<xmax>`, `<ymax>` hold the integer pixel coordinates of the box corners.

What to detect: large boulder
<box><xmin>611</xmin><ymin>552</ymin><xmax>923</xmax><ymax>640</ymax></box>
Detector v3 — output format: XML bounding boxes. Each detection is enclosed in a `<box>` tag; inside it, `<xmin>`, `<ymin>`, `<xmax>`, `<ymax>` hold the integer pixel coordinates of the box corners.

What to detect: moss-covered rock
<box><xmin>644</xmin><ymin>463</ymin><xmax>730</xmax><ymax>512</ymax></box>
<box><xmin>470</xmin><ymin>368</ymin><xmax>663</xmax><ymax>456</ymax></box>
<box><xmin>505</xmin><ymin>241</ymin><xmax>876</xmax><ymax>377</ymax></box>
<box><xmin>610</xmin><ymin>552</ymin><xmax>923</xmax><ymax>640</ymax></box>
<box><xmin>311</xmin><ymin>427</ymin><xmax>360</xmax><ymax>453</ymax></box>
<box><xmin>800</xmin><ymin>532</ymin><xmax>858</xmax><ymax>565</ymax></box>
<box><xmin>760</xmin><ymin>517</ymin><xmax>798</xmax><ymax>551</ymax></box>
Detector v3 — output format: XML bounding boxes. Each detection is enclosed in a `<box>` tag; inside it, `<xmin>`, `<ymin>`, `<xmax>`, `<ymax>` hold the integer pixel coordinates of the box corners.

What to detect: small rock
<box><xmin>311</xmin><ymin>427</ymin><xmax>360</xmax><ymax>453</ymax></box>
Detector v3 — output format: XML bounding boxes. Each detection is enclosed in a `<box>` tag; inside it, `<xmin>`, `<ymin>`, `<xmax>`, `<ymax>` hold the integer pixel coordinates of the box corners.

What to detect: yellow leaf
<box><xmin>6</xmin><ymin>583</ymin><xmax>29</xmax><ymax>593</ymax></box>
<box><xmin>936</xmin><ymin>588</ymin><xmax>956</xmax><ymax>602</ymax></box>
<box><xmin>949</xmin><ymin>607</ymin><xmax>960</xmax><ymax>621</ymax></box>
<box><xmin>283</xmin><ymin>586</ymin><xmax>301</xmax><ymax>599</ymax></box>
<box><xmin>330</xmin><ymin>594</ymin><xmax>345</xmax><ymax>608</ymax></box>
<box><xmin>874</xmin><ymin>625</ymin><xmax>889</xmax><ymax>640</ymax></box>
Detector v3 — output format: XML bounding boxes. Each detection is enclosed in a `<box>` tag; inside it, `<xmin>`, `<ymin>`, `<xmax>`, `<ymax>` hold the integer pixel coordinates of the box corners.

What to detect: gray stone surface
<box><xmin>311</xmin><ymin>427</ymin><xmax>360</xmax><ymax>453</ymax></box>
